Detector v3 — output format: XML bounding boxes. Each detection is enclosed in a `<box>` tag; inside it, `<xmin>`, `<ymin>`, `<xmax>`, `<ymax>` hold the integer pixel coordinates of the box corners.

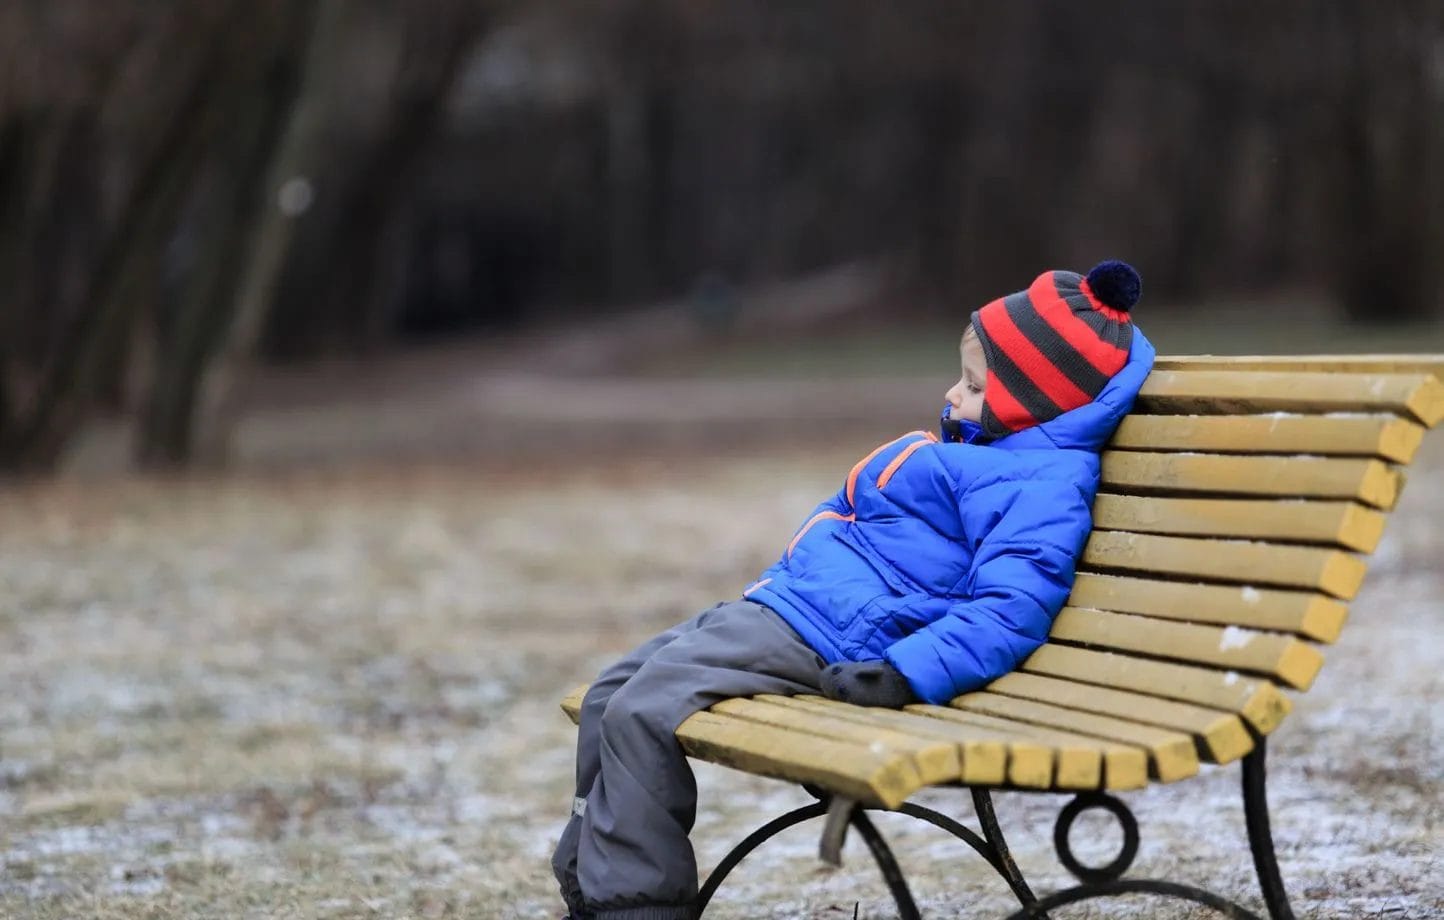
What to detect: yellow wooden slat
<box><xmin>1091</xmin><ymin>494</ymin><xmax>1388</xmax><ymax>553</ymax></box>
<box><xmin>1084</xmin><ymin>531</ymin><xmax>1367</xmax><ymax>600</ymax></box>
<box><xmin>766</xmin><ymin>695</ymin><xmax>1009</xmax><ymax>785</ymax></box>
<box><xmin>911</xmin><ymin>705</ymin><xmax>1148</xmax><ymax>791</ymax></box>
<box><xmin>1155</xmin><ymin>354</ymin><xmax>1444</xmax><ymax>378</ymax></box>
<box><xmin>985</xmin><ymin>672</ymin><xmax>1253</xmax><ymax>764</ymax></box>
<box><xmin>1050</xmin><ymin>607</ymin><xmax>1324</xmax><ymax>689</ymax></box>
<box><xmin>1101</xmin><ymin>452</ymin><xmax>1402</xmax><ymax>510</ymax></box>
<box><xmin>1068</xmin><ymin>572</ymin><xmax>1350</xmax><ymax>643</ymax></box>
<box><xmin>904</xmin><ymin>706</ymin><xmax>1109</xmax><ymax>790</ymax></box>
<box><xmin>711</xmin><ymin>698</ymin><xmax>959</xmax><ymax>786</ymax></box>
<box><xmin>931</xmin><ymin>716</ymin><xmax>1097</xmax><ymax>789</ymax></box>
<box><xmin>676</xmin><ymin>710</ymin><xmax>918</xmax><ymax>808</ymax></box>
<box><xmin>947</xmin><ymin>693</ymin><xmax>1200</xmax><ymax>783</ymax></box>
<box><xmin>908</xmin><ymin>708</ymin><xmax>1140</xmax><ymax>791</ymax></box>
<box><xmin>1136</xmin><ymin>370</ymin><xmax>1444</xmax><ymax>427</ymax></box>
<box><xmin>895</xmin><ymin>705</ymin><xmax>1055</xmax><ymax>789</ymax></box>
<box><xmin>1022</xmin><ymin>645</ymin><xmax>1292</xmax><ymax>735</ymax></box>
<box><xmin>566</xmin><ymin>687</ymin><xmax>924</xmax><ymax>805</ymax></box>
<box><xmin>562</xmin><ymin>684</ymin><xmax>588</xmax><ymax>724</ymax></box>
<box><xmin>1108</xmin><ymin>414</ymin><xmax>1426</xmax><ymax>464</ymax></box>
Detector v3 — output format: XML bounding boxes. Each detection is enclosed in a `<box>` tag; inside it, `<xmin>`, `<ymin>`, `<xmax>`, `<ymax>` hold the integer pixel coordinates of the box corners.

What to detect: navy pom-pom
<box><xmin>1086</xmin><ymin>260</ymin><xmax>1141</xmax><ymax>312</ymax></box>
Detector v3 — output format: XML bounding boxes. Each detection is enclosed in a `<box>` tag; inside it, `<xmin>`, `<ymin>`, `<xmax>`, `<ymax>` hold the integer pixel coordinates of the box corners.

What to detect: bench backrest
<box><xmin>965</xmin><ymin>356</ymin><xmax>1443</xmax><ymax>770</ymax></box>
<box><xmin>564</xmin><ymin>356</ymin><xmax>1443</xmax><ymax>802</ymax></box>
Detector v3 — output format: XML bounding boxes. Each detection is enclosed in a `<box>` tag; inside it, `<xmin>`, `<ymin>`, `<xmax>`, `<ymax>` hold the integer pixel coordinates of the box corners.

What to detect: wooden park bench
<box><xmin>561</xmin><ymin>354</ymin><xmax>1444</xmax><ymax>919</ymax></box>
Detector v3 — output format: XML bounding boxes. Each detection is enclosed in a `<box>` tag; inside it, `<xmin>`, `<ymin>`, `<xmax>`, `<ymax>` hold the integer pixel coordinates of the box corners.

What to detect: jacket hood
<box><xmin>988</xmin><ymin>328</ymin><xmax>1156</xmax><ymax>453</ymax></box>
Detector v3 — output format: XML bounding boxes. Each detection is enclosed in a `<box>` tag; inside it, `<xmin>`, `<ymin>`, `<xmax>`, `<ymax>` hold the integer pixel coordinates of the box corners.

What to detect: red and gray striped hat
<box><xmin>971</xmin><ymin>260</ymin><xmax>1140</xmax><ymax>438</ymax></box>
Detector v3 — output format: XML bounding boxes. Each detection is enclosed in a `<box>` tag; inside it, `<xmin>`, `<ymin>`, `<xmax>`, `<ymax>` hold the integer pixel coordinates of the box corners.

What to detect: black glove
<box><xmin>819</xmin><ymin>660</ymin><xmax>917</xmax><ymax>708</ymax></box>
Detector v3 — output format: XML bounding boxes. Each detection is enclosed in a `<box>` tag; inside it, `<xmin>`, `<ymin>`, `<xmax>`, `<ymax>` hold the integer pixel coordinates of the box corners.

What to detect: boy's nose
<box><xmin>944</xmin><ymin>383</ymin><xmax>963</xmax><ymax>408</ymax></box>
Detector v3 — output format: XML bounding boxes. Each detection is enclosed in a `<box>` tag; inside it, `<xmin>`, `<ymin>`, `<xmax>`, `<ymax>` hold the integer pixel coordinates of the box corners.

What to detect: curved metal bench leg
<box><xmin>894</xmin><ymin>803</ymin><xmax>1004</xmax><ymax>873</ymax></box>
<box><xmin>695</xmin><ymin>797</ymin><xmax>923</xmax><ymax>920</ymax></box>
<box><xmin>1001</xmin><ymin>792</ymin><xmax>1265</xmax><ymax>919</ymax></box>
<box><xmin>894</xmin><ymin>801</ymin><xmax>1041</xmax><ymax>914</ymax></box>
<box><xmin>1005</xmin><ymin>879</ymin><xmax>1263</xmax><ymax>919</ymax></box>
<box><xmin>850</xmin><ymin>807</ymin><xmax>923</xmax><ymax>920</ymax></box>
<box><xmin>1242</xmin><ymin>738</ymin><xmax>1295</xmax><ymax>920</ymax></box>
<box><xmin>694</xmin><ymin>800</ymin><xmax>829</xmax><ymax>916</ymax></box>
<box><xmin>972</xmin><ymin>788</ymin><xmax>1043</xmax><ymax>912</ymax></box>
<box><xmin>702</xmin><ymin>742</ymin><xmax>1296</xmax><ymax>920</ymax></box>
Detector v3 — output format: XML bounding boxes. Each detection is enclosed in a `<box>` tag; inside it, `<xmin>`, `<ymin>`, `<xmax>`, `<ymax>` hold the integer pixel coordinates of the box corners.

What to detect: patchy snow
<box><xmin>1218</xmin><ymin>625</ymin><xmax>1257</xmax><ymax>651</ymax></box>
<box><xmin>1240</xmin><ymin>585</ymin><xmax>1263</xmax><ymax>604</ymax></box>
<box><xmin>1</xmin><ymin>435</ymin><xmax>1440</xmax><ymax>918</ymax></box>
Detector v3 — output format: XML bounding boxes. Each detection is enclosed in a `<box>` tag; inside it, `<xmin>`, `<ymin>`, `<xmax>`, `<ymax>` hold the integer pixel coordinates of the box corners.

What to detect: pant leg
<box><xmin>576</xmin><ymin>614</ymin><xmax>712</xmax><ymax>796</ymax></box>
<box><xmin>553</xmin><ymin>613</ymin><xmax>709</xmax><ymax>914</ymax></box>
<box><xmin>576</xmin><ymin>600</ymin><xmax>825</xmax><ymax>919</ymax></box>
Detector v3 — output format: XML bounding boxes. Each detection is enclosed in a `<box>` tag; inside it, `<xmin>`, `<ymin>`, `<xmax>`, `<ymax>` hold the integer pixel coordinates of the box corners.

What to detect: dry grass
<box><xmin>2</xmin><ymin>435</ymin><xmax>1442</xmax><ymax>919</ymax></box>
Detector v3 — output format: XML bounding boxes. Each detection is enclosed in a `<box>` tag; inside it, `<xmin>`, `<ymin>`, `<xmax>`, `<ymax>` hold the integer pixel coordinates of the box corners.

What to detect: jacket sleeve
<box><xmin>882</xmin><ymin>477</ymin><xmax>1092</xmax><ymax>704</ymax></box>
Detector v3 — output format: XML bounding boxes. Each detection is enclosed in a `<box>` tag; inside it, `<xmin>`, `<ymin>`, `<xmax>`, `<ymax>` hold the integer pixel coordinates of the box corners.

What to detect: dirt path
<box><xmin>65</xmin><ymin>261</ymin><xmax>900</xmax><ymax>476</ymax></box>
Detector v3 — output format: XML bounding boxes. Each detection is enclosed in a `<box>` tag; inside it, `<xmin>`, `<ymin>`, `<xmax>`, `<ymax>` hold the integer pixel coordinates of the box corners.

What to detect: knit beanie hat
<box><xmin>971</xmin><ymin>260</ymin><xmax>1140</xmax><ymax>438</ymax></box>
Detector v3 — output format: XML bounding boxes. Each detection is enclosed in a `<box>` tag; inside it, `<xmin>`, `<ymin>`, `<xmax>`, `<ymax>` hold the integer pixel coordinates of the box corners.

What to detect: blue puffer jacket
<box><xmin>746</xmin><ymin>330</ymin><xmax>1155</xmax><ymax>705</ymax></box>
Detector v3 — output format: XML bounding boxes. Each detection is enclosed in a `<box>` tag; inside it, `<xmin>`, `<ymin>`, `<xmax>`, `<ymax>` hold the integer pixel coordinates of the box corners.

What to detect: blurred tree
<box><xmin>135</xmin><ymin>0</ymin><xmax>325</xmax><ymax>469</ymax></box>
<box><xmin>0</xmin><ymin>4</ymin><xmax>240</xmax><ymax>471</ymax></box>
<box><xmin>0</xmin><ymin>1</ymin><xmax>1438</xmax><ymax>474</ymax></box>
<box><xmin>1329</xmin><ymin>0</ymin><xmax>1439</xmax><ymax>323</ymax></box>
<box><xmin>319</xmin><ymin>0</ymin><xmax>490</xmax><ymax>353</ymax></box>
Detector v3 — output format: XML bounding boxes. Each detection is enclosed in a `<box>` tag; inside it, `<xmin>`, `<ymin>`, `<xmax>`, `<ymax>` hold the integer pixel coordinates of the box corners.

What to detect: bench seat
<box><xmin>561</xmin><ymin>359</ymin><xmax>1444</xmax><ymax>810</ymax></box>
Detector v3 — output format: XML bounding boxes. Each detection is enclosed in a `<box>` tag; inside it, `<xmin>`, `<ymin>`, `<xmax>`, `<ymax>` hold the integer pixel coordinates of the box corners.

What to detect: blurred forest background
<box><xmin>5</xmin><ymin>6</ymin><xmax>1444</xmax><ymax>917</ymax></box>
<box><xmin>2</xmin><ymin>0</ymin><xmax>1442</xmax><ymax>474</ymax></box>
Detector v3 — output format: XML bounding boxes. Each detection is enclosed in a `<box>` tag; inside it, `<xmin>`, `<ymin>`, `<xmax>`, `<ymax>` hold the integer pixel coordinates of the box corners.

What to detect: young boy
<box><xmin>553</xmin><ymin>261</ymin><xmax>1155</xmax><ymax>920</ymax></box>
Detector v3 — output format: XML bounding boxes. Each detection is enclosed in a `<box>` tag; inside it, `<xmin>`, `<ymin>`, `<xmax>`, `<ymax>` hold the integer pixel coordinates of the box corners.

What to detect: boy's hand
<box><xmin>819</xmin><ymin>660</ymin><xmax>917</xmax><ymax>708</ymax></box>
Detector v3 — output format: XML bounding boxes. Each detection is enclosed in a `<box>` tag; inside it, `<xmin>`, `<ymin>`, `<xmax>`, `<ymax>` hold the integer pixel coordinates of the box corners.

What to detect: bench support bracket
<box><xmin>1005</xmin><ymin>738</ymin><xmax>1291</xmax><ymax>919</ymax></box>
<box><xmin>694</xmin><ymin>787</ymin><xmax>1038</xmax><ymax>919</ymax></box>
<box><xmin>1243</xmin><ymin>737</ymin><xmax>1295</xmax><ymax>920</ymax></box>
<box><xmin>819</xmin><ymin>795</ymin><xmax>855</xmax><ymax>867</ymax></box>
<box><xmin>694</xmin><ymin>738</ymin><xmax>1295</xmax><ymax>919</ymax></box>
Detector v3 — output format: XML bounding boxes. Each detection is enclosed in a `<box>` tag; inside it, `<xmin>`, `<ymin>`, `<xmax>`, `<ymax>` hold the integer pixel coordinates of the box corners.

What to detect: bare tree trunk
<box><xmin>0</xmin><ymin>112</ymin><xmax>29</xmax><ymax>446</ymax></box>
<box><xmin>607</xmin><ymin>79</ymin><xmax>652</xmax><ymax>300</ymax></box>
<box><xmin>0</xmin><ymin>106</ymin><xmax>105</xmax><ymax>444</ymax></box>
<box><xmin>329</xmin><ymin>1</ymin><xmax>487</xmax><ymax>352</ymax></box>
<box><xmin>0</xmin><ymin>16</ymin><xmax>238</xmax><ymax>473</ymax></box>
<box><xmin>1334</xmin><ymin>0</ymin><xmax>1434</xmax><ymax>323</ymax></box>
<box><xmin>1429</xmin><ymin>7</ymin><xmax>1444</xmax><ymax>319</ymax></box>
<box><xmin>135</xmin><ymin>4</ymin><xmax>316</xmax><ymax>469</ymax></box>
<box><xmin>191</xmin><ymin>0</ymin><xmax>347</xmax><ymax>467</ymax></box>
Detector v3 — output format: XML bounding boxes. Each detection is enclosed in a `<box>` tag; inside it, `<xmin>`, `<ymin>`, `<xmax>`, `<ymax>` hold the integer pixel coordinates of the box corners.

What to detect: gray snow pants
<box><xmin>551</xmin><ymin>599</ymin><xmax>825</xmax><ymax>920</ymax></box>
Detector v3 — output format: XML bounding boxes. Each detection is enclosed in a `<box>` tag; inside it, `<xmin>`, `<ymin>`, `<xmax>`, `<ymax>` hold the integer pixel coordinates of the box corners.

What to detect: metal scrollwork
<box><xmin>696</xmin><ymin>737</ymin><xmax>1292</xmax><ymax>919</ymax></box>
<box><xmin>694</xmin><ymin>789</ymin><xmax>1038</xmax><ymax>918</ymax></box>
<box><xmin>1052</xmin><ymin>793</ymin><xmax>1139</xmax><ymax>884</ymax></box>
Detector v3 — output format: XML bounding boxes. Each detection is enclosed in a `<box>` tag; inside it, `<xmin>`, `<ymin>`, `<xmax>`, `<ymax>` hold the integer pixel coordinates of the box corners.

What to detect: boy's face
<box><xmin>945</xmin><ymin>326</ymin><xmax>988</xmax><ymax>424</ymax></box>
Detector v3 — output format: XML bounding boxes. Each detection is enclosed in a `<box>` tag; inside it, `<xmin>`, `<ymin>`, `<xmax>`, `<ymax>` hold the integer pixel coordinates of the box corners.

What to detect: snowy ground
<box><xmin>2</xmin><ymin>427</ymin><xmax>1441</xmax><ymax>919</ymax></box>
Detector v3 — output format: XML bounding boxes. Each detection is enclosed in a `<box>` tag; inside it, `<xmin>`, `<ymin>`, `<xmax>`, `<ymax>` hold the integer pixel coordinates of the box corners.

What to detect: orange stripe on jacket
<box><xmin>843</xmin><ymin>436</ymin><xmax>895</xmax><ymax>502</ymax></box>
<box><xmin>783</xmin><ymin>430</ymin><xmax>938</xmax><ymax>561</ymax></box>
<box><xmin>742</xmin><ymin>577</ymin><xmax>772</xmax><ymax>596</ymax></box>
<box><xmin>876</xmin><ymin>439</ymin><xmax>931</xmax><ymax>490</ymax></box>
<box><xmin>786</xmin><ymin>510</ymin><xmax>854</xmax><ymax>558</ymax></box>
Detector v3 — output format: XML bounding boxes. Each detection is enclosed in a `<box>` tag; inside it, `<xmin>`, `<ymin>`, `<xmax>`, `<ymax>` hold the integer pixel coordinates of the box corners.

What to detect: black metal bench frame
<box><xmin>693</xmin><ymin>731</ymin><xmax>1292</xmax><ymax>920</ymax></box>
